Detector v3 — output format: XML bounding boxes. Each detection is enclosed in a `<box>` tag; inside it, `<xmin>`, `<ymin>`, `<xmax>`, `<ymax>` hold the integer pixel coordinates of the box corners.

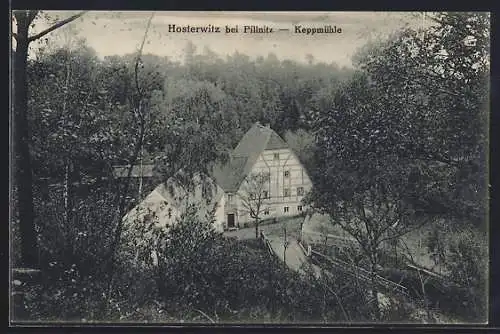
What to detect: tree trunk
<box><xmin>63</xmin><ymin>161</ymin><xmax>70</xmax><ymax>224</ymax></box>
<box><xmin>370</xmin><ymin>263</ymin><xmax>381</xmax><ymax>320</ymax></box>
<box><xmin>63</xmin><ymin>159</ymin><xmax>74</xmax><ymax>226</ymax></box>
<box><xmin>13</xmin><ymin>13</ymin><xmax>38</xmax><ymax>268</ymax></box>
<box><xmin>138</xmin><ymin>145</ymin><xmax>144</xmax><ymax>198</ymax></box>
<box><xmin>62</xmin><ymin>46</ymin><xmax>72</xmax><ymax>227</ymax></box>
<box><xmin>419</xmin><ymin>272</ymin><xmax>432</xmax><ymax>322</ymax></box>
<box><xmin>283</xmin><ymin>225</ymin><xmax>287</xmax><ymax>268</ymax></box>
<box><xmin>255</xmin><ymin>219</ymin><xmax>259</xmax><ymax>239</ymax></box>
<box><xmin>12</xmin><ymin>10</ymin><xmax>86</xmax><ymax>269</ymax></box>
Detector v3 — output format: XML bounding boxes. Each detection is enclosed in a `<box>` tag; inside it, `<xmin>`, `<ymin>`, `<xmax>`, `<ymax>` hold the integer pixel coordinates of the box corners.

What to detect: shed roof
<box><xmin>113</xmin><ymin>164</ymin><xmax>155</xmax><ymax>178</ymax></box>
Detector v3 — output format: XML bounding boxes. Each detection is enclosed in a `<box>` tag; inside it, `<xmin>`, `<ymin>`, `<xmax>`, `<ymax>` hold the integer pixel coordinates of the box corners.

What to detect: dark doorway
<box><xmin>227</xmin><ymin>213</ymin><xmax>235</xmax><ymax>228</ymax></box>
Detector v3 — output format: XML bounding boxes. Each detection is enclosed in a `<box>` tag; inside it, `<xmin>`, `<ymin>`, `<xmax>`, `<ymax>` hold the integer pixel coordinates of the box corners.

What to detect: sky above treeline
<box><xmin>20</xmin><ymin>11</ymin><xmax>427</xmax><ymax>68</ymax></box>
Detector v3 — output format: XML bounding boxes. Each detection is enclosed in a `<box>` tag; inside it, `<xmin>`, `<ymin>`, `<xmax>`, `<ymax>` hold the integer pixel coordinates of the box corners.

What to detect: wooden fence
<box><xmin>301</xmin><ymin>230</ymin><xmax>356</xmax><ymax>248</ymax></box>
<box><xmin>298</xmin><ymin>240</ymin><xmax>410</xmax><ymax>297</ymax></box>
<box><xmin>301</xmin><ymin>231</ymin><xmax>447</xmax><ymax>286</ymax></box>
<box><xmin>260</xmin><ymin>231</ymin><xmax>275</xmax><ymax>257</ymax></box>
<box><xmin>302</xmin><ymin>230</ymin><xmax>355</xmax><ymax>242</ymax></box>
<box><xmin>406</xmin><ymin>263</ymin><xmax>446</xmax><ymax>280</ymax></box>
<box><xmin>297</xmin><ymin>239</ymin><xmax>308</xmax><ymax>256</ymax></box>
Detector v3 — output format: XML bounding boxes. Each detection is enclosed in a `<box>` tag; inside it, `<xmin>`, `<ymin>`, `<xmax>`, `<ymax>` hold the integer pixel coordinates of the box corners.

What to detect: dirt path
<box><xmin>264</xmin><ymin>235</ymin><xmax>322</xmax><ymax>277</ymax></box>
<box><xmin>224</xmin><ymin>227</ymin><xmax>257</xmax><ymax>240</ymax></box>
<box><xmin>224</xmin><ymin>221</ymin><xmax>321</xmax><ymax>277</ymax></box>
<box><xmin>268</xmin><ymin>239</ymin><xmax>310</xmax><ymax>272</ymax></box>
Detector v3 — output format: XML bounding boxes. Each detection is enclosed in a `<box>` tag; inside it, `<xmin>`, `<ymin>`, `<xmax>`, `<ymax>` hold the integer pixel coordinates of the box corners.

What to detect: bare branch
<box><xmin>376</xmin><ymin>215</ymin><xmax>433</xmax><ymax>248</ymax></box>
<box><xmin>106</xmin><ymin>12</ymin><xmax>156</xmax><ymax>292</ymax></box>
<box><xmin>27</xmin><ymin>11</ymin><xmax>87</xmax><ymax>43</ymax></box>
<box><xmin>335</xmin><ymin>217</ymin><xmax>371</xmax><ymax>257</ymax></box>
<box><xmin>319</xmin><ymin>277</ymin><xmax>351</xmax><ymax>322</ymax></box>
<box><xmin>117</xmin><ymin>11</ymin><xmax>155</xmax><ymax>209</ymax></box>
<box><xmin>237</xmin><ymin>171</ymin><xmax>270</xmax><ymax>216</ymax></box>
<box><xmin>194</xmin><ymin>309</ymin><xmax>216</xmax><ymax>323</ymax></box>
<box><xmin>134</xmin><ymin>12</ymin><xmax>155</xmax><ymax>97</ymax></box>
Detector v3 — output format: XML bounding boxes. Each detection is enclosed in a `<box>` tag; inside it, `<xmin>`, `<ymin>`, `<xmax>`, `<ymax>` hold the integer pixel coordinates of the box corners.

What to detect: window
<box><xmin>297</xmin><ymin>187</ymin><xmax>304</xmax><ymax>196</ymax></box>
<box><xmin>227</xmin><ymin>194</ymin><xmax>233</xmax><ymax>203</ymax></box>
<box><xmin>273</xmin><ymin>153</ymin><xmax>280</xmax><ymax>160</ymax></box>
<box><xmin>284</xmin><ymin>170</ymin><xmax>290</xmax><ymax>178</ymax></box>
<box><xmin>284</xmin><ymin>188</ymin><xmax>290</xmax><ymax>197</ymax></box>
<box><xmin>263</xmin><ymin>190</ymin><xmax>269</xmax><ymax>199</ymax></box>
<box><xmin>297</xmin><ymin>205</ymin><xmax>303</xmax><ymax>212</ymax></box>
<box><xmin>284</xmin><ymin>206</ymin><xmax>289</xmax><ymax>213</ymax></box>
<box><xmin>264</xmin><ymin>209</ymin><xmax>270</xmax><ymax>215</ymax></box>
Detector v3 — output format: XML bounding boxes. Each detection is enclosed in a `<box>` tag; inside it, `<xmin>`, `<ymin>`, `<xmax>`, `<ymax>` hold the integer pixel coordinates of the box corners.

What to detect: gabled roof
<box><xmin>210</xmin><ymin>156</ymin><xmax>248</xmax><ymax>192</ymax></box>
<box><xmin>210</xmin><ymin>122</ymin><xmax>289</xmax><ymax>192</ymax></box>
<box><xmin>266</xmin><ymin>131</ymin><xmax>289</xmax><ymax>150</ymax></box>
<box><xmin>123</xmin><ymin>173</ymin><xmax>224</xmax><ymax>228</ymax></box>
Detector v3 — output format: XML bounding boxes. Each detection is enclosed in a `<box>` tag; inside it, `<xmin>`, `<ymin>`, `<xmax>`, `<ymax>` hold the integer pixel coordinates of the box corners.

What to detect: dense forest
<box><xmin>11</xmin><ymin>11</ymin><xmax>489</xmax><ymax>323</ymax></box>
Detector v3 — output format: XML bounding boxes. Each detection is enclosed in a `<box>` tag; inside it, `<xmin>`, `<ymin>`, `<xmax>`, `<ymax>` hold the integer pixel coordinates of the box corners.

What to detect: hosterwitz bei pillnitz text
<box><xmin>167</xmin><ymin>24</ymin><xmax>343</xmax><ymax>35</ymax></box>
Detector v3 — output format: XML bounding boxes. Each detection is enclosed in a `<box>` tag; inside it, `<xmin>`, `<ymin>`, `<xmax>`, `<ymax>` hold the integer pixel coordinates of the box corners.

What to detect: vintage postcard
<box><xmin>10</xmin><ymin>11</ymin><xmax>490</xmax><ymax>325</ymax></box>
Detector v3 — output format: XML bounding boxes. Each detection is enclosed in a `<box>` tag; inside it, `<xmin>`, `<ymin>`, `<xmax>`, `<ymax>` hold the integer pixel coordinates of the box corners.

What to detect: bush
<box><xmin>445</xmin><ymin>228</ymin><xmax>488</xmax><ymax>321</ymax></box>
<box><xmin>34</xmin><ymin>186</ymin><xmax>117</xmax><ymax>277</ymax></box>
<box><xmin>151</xmin><ymin>205</ymin><xmax>280</xmax><ymax>318</ymax></box>
<box><xmin>19</xmin><ymin>196</ymin><xmax>396</xmax><ymax>323</ymax></box>
<box><xmin>16</xmin><ymin>185</ymin><xmax>164</xmax><ymax>322</ymax></box>
<box><xmin>117</xmin><ymin>203</ymin><xmax>373</xmax><ymax>323</ymax></box>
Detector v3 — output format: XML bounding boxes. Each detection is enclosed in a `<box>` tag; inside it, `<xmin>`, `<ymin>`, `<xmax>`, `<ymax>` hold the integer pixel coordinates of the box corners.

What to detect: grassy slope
<box><xmin>224</xmin><ymin>215</ymin><xmax>304</xmax><ymax>240</ymax></box>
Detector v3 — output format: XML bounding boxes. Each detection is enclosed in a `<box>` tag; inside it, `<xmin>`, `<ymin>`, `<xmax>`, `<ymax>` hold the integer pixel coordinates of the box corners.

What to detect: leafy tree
<box><xmin>155</xmin><ymin>79</ymin><xmax>236</xmax><ymax>190</ymax></box>
<box><xmin>28</xmin><ymin>42</ymin><xmax>116</xmax><ymax>221</ymax></box>
<box><xmin>12</xmin><ymin>10</ymin><xmax>86</xmax><ymax>267</ymax></box>
<box><xmin>446</xmin><ymin>227</ymin><xmax>487</xmax><ymax>319</ymax></box>
<box><xmin>101</xmin><ymin>14</ymin><xmax>160</xmax><ymax>299</ymax></box>
<box><xmin>284</xmin><ymin>129</ymin><xmax>316</xmax><ymax>171</ymax></box>
<box><xmin>169</xmin><ymin>43</ymin><xmax>353</xmax><ymax>139</ymax></box>
<box><xmin>353</xmin><ymin>12</ymin><xmax>489</xmax><ymax>225</ymax></box>
<box><xmin>307</xmin><ymin>11</ymin><xmax>489</xmax><ymax>320</ymax></box>
<box><xmin>97</xmin><ymin>54</ymin><xmax>166</xmax><ymax>166</ymax></box>
<box><xmin>423</xmin><ymin>221</ymin><xmax>487</xmax><ymax>321</ymax></box>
